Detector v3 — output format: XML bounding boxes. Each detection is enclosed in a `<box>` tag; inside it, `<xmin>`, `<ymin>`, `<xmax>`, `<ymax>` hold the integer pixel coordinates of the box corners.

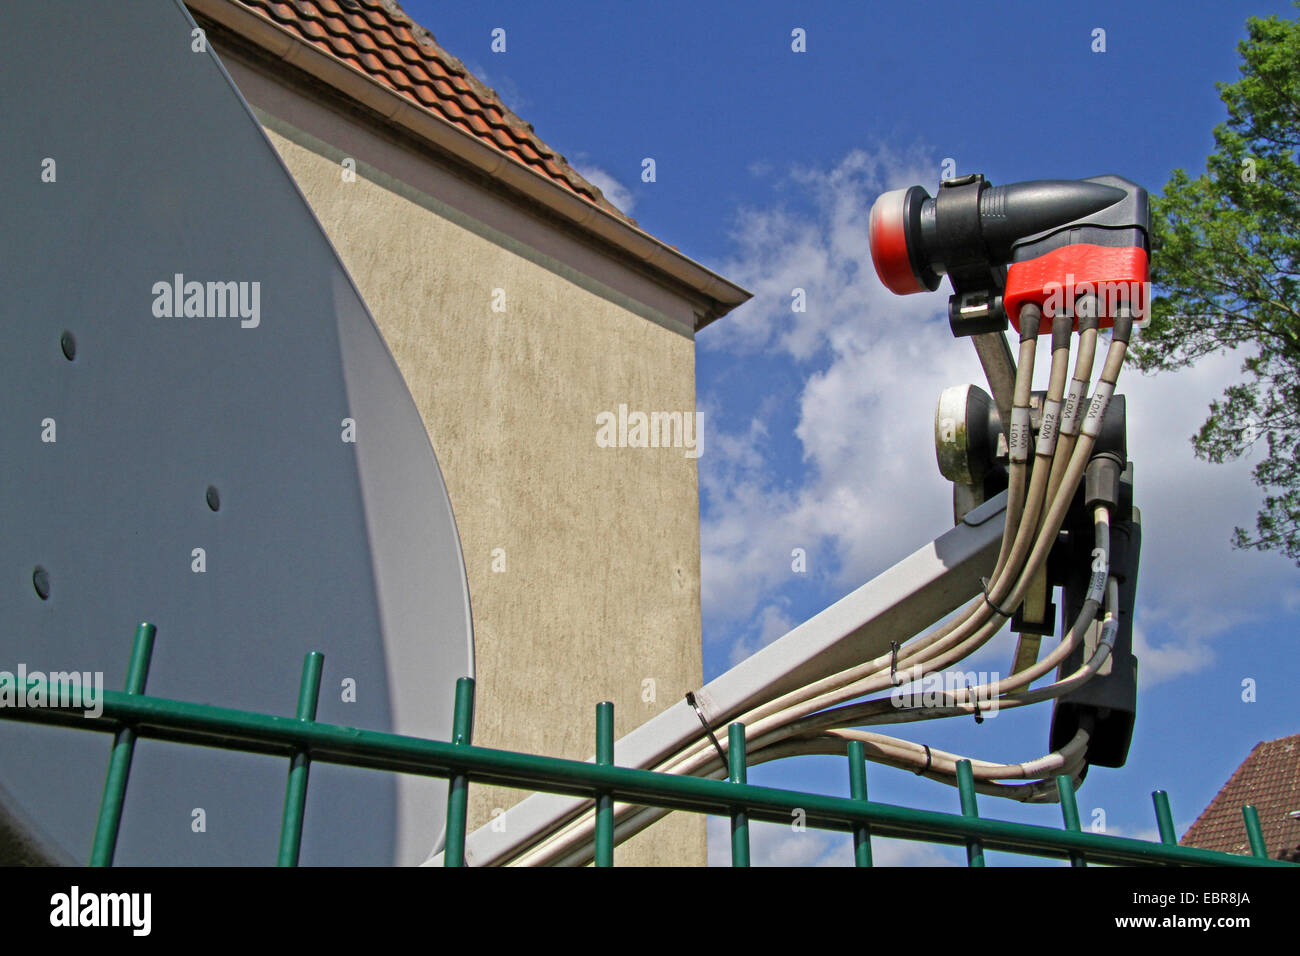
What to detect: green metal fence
<box><xmin>1</xmin><ymin>623</ymin><xmax>1291</xmax><ymax>867</ymax></box>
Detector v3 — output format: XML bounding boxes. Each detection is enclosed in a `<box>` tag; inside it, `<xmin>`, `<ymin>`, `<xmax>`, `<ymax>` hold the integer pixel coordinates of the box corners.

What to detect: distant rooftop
<box><xmin>1181</xmin><ymin>732</ymin><xmax>1300</xmax><ymax>861</ymax></box>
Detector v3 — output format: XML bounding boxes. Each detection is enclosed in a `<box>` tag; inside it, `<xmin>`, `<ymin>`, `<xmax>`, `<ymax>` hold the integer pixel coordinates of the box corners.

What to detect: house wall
<box><xmin>220</xmin><ymin>55</ymin><xmax>707</xmax><ymax>865</ymax></box>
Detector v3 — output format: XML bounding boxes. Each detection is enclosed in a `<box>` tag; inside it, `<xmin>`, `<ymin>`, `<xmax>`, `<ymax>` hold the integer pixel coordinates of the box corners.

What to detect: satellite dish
<box><xmin>0</xmin><ymin>0</ymin><xmax>474</xmax><ymax>865</ymax></box>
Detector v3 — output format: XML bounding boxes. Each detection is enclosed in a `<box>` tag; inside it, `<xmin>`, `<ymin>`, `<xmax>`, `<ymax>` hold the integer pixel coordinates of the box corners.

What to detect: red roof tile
<box><xmin>233</xmin><ymin>0</ymin><xmax>633</xmax><ymax>224</ymax></box>
<box><xmin>1180</xmin><ymin>733</ymin><xmax>1300</xmax><ymax>861</ymax></box>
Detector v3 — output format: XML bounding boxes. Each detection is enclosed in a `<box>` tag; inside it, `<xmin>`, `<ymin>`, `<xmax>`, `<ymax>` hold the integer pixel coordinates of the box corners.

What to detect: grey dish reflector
<box><xmin>0</xmin><ymin>0</ymin><xmax>474</xmax><ymax>865</ymax></box>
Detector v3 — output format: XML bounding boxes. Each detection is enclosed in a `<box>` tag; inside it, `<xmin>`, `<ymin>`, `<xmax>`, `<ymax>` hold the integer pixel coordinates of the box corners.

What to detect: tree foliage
<box><xmin>1130</xmin><ymin>7</ymin><xmax>1300</xmax><ymax>562</ymax></box>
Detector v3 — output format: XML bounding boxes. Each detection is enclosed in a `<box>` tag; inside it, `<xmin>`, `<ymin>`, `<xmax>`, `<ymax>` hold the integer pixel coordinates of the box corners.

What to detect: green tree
<box><xmin>1131</xmin><ymin>6</ymin><xmax>1300</xmax><ymax>562</ymax></box>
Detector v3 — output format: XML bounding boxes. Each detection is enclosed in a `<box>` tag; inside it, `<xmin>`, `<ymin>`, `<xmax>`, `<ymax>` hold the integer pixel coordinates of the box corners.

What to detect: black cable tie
<box><xmin>980</xmin><ymin>577</ymin><xmax>1016</xmax><ymax>617</ymax></box>
<box><xmin>973</xmin><ymin>697</ymin><xmax>984</xmax><ymax>725</ymax></box>
<box><xmin>890</xmin><ymin>641</ymin><xmax>900</xmax><ymax>685</ymax></box>
<box><xmin>685</xmin><ymin>691</ymin><xmax>728</xmax><ymax>777</ymax></box>
<box><xmin>915</xmin><ymin>744</ymin><xmax>933</xmax><ymax>775</ymax></box>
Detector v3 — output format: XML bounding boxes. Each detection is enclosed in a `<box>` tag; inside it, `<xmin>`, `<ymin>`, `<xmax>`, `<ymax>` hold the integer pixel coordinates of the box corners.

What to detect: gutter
<box><xmin>185</xmin><ymin>0</ymin><xmax>752</xmax><ymax>330</ymax></box>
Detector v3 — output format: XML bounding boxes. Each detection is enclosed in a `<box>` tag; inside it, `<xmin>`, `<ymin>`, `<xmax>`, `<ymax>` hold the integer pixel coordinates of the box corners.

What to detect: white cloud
<box><xmin>699</xmin><ymin>148</ymin><xmax>984</xmax><ymax>633</ymax></box>
<box><xmin>1132</xmin><ymin>622</ymin><xmax>1214</xmax><ymax>688</ymax></box>
<box><xmin>572</xmin><ymin>163</ymin><xmax>636</xmax><ymax>214</ymax></box>
<box><xmin>705</xmin><ymin>817</ymin><xmax>843</xmax><ymax>866</ymax></box>
<box><xmin>1091</xmin><ymin>822</ymin><xmax>1164</xmax><ymax>843</ymax></box>
<box><xmin>1117</xmin><ymin>351</ymin><xmax>1300</xmax><ymax>681</ymax></box>
<box><xmin>727</xmin><ymin>602</ymin><xmax>796</xmax><ymax>667</ymax></box>
<box><xmin>868</xmin><ymin>836</ymin><xmax>963</xmax><ymax>867</ymax></box>
<box><xmin>464</xmin><ymin>64</ymin><xmax>529</xmax><ymax>115</ymax></box>
<box><xmin>705</xmin><ymin>147</ymin><xmax>940</xmax><ymax>360</ymax></box>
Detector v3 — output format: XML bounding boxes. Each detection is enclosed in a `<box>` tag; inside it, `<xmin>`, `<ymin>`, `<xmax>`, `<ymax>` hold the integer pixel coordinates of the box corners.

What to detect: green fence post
<box><xmin>956</xmin><ymin>759</ymin><xmax>985</xmax><ymax>867</ymax></box>
<box><xmin>595</xmin><ymin>701</ymin><xmax>615</xmax><ymax>867</ymax></box>
<box><xmin>1152</xmin><ymin>790</ymin><xmax>1178</xmax><ymax>850</ymax></box>
<box><xmin>847</xmin><ymin>740</ymin><xmax>873</xmax><ymax>867</ymax></box>
<box><xmin>729</xmin><ymin>723</ymin><xmax>750</xmax><ymax>867</ymax></box>
<box><xmin>443</xmin><ymin>677</ymin><xmax>475</xmax><ymax>867</ymax></box>
<box><xmin>90</xmin><ymin>622</ymin><xmax>156</xmax><ymax>867</ymax></box>
<box><xmin>277</xmin><ymin>651</ymin><xmax>323</xmax><ymax>866</ymax></box>
<box><xmin>1242</xmin><ymin>805</ymin><xmax>1268</xmax><ymax>859</ymax></box>
<box><xmin>1056</xmin><ymin>775</ymin><xmax>1086</xmax><ymax>868</ymax></box>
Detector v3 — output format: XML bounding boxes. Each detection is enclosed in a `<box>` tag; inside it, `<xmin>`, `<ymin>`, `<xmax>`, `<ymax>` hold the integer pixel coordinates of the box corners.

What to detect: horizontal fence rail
<box><xmin>0</xmin><ymin>624</ymin><xmax>1292</xmax><ymax>868</ymax></box>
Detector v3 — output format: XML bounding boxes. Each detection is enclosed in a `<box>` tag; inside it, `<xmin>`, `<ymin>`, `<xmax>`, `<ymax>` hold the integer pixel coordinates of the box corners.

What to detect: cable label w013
<box><xmin>1060</xmin><ymin>378</ymin><xmax>1088</xmax><ymax>436</ymax></box>
<box><xmin>1008</xmin><ymin>406</ymin><xmax>1032</xmax><ymax>463</ymax></box>
<box><xmin>1082</xmin><ymin>381</ymin><xmax>1115</xmax><ymax>438</ymax></box>
<box><xmin>1036</xmin><ymin>398</ymin><xmax>1062</xmax><ymax>457</ymax></box>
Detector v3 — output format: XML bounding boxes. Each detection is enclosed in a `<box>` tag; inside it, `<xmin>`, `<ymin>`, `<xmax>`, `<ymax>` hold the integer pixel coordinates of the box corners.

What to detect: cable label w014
<box><xmin>1060</xmin><ymin>378</ymin><xmax>1088</xmax><ymax>436</ymax></box>
<box><xmin>1082</xmin><ymin>381</ymin><xmax>1115</xmax><ymax>438</ymax></box>
<box><xmin>1008</xmin><ymin>406</ymin><xmax>1032</xmax><ymax>463</ymax></box>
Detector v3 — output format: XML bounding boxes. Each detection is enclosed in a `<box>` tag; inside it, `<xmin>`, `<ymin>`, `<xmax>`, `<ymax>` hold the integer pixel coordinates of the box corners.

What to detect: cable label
<box><xmin>1087</xmin><ymin>545</ymin><xmax>1108</xmax><ymax>603</ymax></box>
<box><xmin>1060</xmin><ymin>378</ymin><xmax>1088</xmax><ymax>435</ymax></box>
<box><xmin>1087</xmin><ymin>568</ymin><xmax>1108</xmax><ymax>604</ymax></box>
<box><xmin>1036</xmin><ymin>398</ymin><xmax>1062</xmax><ymax>457</ymax></box>
<box><xmin>1082</xmin><ymin>381</ymin><xmax>1114</xmax><ymax>438</ymax></box>
<box><xmin>1008</xmin><ymin>406</ymin><xmax>1032</xmax><ymax>463</ymax></box>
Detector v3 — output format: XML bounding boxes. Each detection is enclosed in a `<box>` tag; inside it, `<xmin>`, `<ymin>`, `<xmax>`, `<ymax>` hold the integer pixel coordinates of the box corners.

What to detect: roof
<box><xmin>187</xmin><ymin>0</ymin><xmax>751</xmax><ymax>328</ymax></box>
<box><xmin>1180</xmin><ymin>733</ymin><xmax>1300</xmax><ymax>861</ymax></box>
<box><xmin>233</xmin><ymin>0</ymin><xmax>633</xmax><ymax>225</ymax></box>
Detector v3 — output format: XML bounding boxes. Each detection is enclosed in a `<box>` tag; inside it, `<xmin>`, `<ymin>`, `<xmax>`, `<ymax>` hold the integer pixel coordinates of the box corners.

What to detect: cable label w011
<box><xmin>1060</xmin><ymin>378</ymin><xmax>1088</xmax><ymax>436</ymax></box>
<box><xmin>1008</xmin><ymin>406</ymin><xmax>1032</xmax><ymax>463</ymax></box>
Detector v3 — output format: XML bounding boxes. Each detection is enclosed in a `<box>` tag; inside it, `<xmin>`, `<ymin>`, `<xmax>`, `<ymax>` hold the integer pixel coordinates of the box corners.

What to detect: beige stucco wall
<box><xmin>252</xmin><ymin>103</ymin><xmax>707</xmax><ymax>864</ymax></box>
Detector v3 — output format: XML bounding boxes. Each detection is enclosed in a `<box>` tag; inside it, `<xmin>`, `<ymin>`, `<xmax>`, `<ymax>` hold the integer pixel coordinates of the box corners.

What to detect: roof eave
<box><xmin>186</xmin><ymin>0</ymin><xmax>752</xmax><ymax>330</ymax></box>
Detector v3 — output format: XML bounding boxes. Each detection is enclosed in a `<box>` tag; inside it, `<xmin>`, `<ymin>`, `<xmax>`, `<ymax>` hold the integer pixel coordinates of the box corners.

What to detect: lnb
<box><xmin>868</xmin><ymin>174</ymin><xmax>1150</xmax><ymax>336</ymax></box>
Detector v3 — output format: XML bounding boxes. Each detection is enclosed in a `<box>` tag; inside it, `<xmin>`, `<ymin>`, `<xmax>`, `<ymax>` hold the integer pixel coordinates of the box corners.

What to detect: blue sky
<box><xmin>406</xmin><ymin>0</ymin><xmax>1300</xmax><ymax>864</ymax></box>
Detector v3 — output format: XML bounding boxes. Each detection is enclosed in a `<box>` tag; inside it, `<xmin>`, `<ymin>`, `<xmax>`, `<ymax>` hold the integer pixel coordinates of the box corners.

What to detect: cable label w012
<box><xmin>1060</xmin><ymin>378</ymin><xmax>1088</xmax><ymax>436</ymax></box>
<box><xmin>1036</xmin><ymin>398</ymin><xmax>1062</xmax><ymax>457</ymax></box>
<box><xmin>1008</xmin><ymin>406</ymin><xmax>1032</xmax><ymax>463</ymax></box>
